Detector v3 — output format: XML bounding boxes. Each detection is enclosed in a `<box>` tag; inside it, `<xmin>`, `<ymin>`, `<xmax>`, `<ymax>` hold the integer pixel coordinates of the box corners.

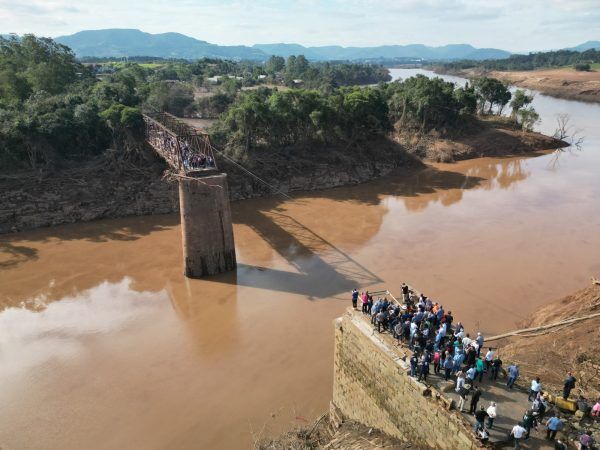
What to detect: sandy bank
<box><xmin>440</xmin><ymin>67</ymin><xmax>600</xmax><ymax>103</ymax></box>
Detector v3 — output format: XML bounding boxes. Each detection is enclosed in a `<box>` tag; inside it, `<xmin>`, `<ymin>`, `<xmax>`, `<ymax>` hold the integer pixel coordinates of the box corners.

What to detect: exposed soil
<box><xmin>0</xmin><ymin>122</ymin><xmax>566</xmax><ymax>234</ymax></box>
<box><xmin>440</xmin><ymin>67</ymin><xmax>600</xmax><ymax>103</ymax></box>
<box><xmin>499</xmin><ymin>282</ymin><xmax>600</xmax><ymax>399</ymax></box>
<box><xmin>395</xmin><ymin>117</ymin><xmax>567</xmax><ymax>163</ymax></box>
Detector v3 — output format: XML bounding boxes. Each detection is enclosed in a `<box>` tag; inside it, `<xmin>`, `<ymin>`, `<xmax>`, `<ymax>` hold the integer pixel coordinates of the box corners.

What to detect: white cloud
<box><xmin>0</xmin><ymin>0</ymin><xmax>598</xmax><ymax>51</ymax></box>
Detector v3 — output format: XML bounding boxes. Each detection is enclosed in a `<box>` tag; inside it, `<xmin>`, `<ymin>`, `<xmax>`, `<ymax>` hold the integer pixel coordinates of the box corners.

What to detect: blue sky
<box><xmin>0</xmin><ymin>0</ymin><xmax>598</xmax><ymax>52</ymax></box>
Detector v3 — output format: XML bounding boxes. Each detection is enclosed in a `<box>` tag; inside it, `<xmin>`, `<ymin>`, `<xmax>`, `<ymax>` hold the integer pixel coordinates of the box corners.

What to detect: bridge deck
<box><xmin>143</xmin><ymin>112</ymin><xmax>217</xmax><ymax>176</ymax></box>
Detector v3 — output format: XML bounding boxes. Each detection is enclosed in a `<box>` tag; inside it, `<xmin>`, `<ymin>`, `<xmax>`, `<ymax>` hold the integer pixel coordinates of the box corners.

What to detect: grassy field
<box><xmin>137</xmin><ymin>63</ymin><xmax>165</xmax><ymax>69</ymax></box>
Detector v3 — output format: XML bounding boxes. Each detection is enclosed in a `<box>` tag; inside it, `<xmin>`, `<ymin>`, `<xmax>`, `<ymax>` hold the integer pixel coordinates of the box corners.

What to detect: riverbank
<box><xmin>499</xmin><ymin>281</ymin><xmax>600</xmax><ymax>399</ymax></box>
<box><xmin>0</xmin><ymin>138</ymin><xmax>417</xmax><ymax>234</ymax></box>
<box><xmin>0</xmin><ymin>126</ymin><xmax>566</xmax><ymax>234</ymax></box>
<box><xmin>395</xmin><ymin>116</ymin><xmax>566</xmax><ymax>163</ymax></box>
<box><xmin>435</xmin><ymin>66</ymin><xmax>600</xmax><ymax>103</ymax></box>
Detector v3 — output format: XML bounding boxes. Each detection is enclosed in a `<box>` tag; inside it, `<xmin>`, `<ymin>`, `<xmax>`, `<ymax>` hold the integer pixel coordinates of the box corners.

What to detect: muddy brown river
<box><xmin>1</xmin><ymin>70</ymin><xmax>600</xmax><ymax>449</ymax></box>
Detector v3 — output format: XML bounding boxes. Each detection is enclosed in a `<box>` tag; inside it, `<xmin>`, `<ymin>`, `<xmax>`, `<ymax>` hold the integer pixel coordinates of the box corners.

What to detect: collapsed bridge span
<box><xmin>143</xmin><ymin>112</ymin><xmax>236</xmax><ymax>278</ymax></box>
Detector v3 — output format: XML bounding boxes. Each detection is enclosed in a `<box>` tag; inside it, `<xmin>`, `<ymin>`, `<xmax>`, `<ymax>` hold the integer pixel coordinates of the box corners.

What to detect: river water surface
<box><xmin>1</xmin><ymin>70</ymin><xmax>599</xmax><ymax>449</ymax></box>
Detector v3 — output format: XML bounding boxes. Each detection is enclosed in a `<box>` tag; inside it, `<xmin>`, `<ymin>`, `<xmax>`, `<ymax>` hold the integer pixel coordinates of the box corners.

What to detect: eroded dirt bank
<box><xmin>499</xmin><ymin>282</ymin><xmax>600</xmax><ymax>398</ymax></box>
<box><xmin>396</xmin><ymin>117</ymin><xmax>565</xmax><ymax>163</ymax></box>
<box><xmin>0</xmin><ymin>127</ymin><xmax>564</xmax><ymax>234</ymax></box>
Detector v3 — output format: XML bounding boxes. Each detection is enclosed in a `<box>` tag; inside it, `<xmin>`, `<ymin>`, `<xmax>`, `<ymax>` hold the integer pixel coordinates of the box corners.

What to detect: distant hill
<box><xmin>55</xmin><ymin>29</ymin><xmax>267</xmax><ymax>60</ymax></box>
<box><xmin>253</xmin><ymin>43</ymin><xmax>511</xmax><ymax>61</ymax></box>
<box><xmin>568</xmin><ymin>40</ymin><xmax>600</xmax><ymax>52</ymax></box>
<box><xmin>53</xmin><ymin>29</ymin><xmax>512</xmax><ymax>61</ymax></box>
<box><xmin>7</xmin><ymin>30</ymin><xmax>600</xmax><ymax>61</ymax></box>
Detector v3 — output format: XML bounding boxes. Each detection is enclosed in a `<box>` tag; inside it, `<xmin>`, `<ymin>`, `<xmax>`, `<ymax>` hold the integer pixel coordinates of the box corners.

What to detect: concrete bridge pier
<box><xmin>178</xmin><ymin>173</ymin><xmax>237</xmax><ymax>278</ymax></box>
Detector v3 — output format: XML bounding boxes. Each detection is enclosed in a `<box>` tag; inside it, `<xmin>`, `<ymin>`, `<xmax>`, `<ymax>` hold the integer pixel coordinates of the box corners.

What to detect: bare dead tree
<box><xmin>548</xmin><ymin>114</ymin><xmax>585</xmax><ymax>169</ymax></box>
<box><xmin>553</xmin><ymin>113</ymin><xmax>571</xmax><ymax>140</ymax></box>
<box><xmin>553</xmin><ymin>113</ymin><xmax>585</xmax><ymax>149</ymax></box>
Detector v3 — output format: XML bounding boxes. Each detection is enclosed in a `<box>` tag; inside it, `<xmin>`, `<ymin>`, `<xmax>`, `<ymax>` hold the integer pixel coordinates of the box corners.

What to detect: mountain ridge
<box><xmin>252</xmin><ymin>42</ymin><xmax>511</xmax><ymax>61</ymax></box>
<box><xmin>23</xmin><ymin>28</ymin><xmax>598</xmax><ymax>61</ymax></box>
<box><xmin>53</xmin><ymin>28</ymin><xmax>511</xmax><ymax>61</ymax></box>
<box><xmin>568</xmin><ymin>40</ymin><xmax>600</xmax><ymax>51</ymax></box>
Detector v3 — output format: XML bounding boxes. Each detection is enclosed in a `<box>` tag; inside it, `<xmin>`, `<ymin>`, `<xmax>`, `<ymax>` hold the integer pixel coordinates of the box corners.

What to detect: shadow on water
<box><xmin>2</xmin><ymin>214</ymin><xmax>181</xmax><ymax>244</ymax></box>
<box><xmin>1</xmin><ymin>160</ymin><xmax>532</xmax><ymax>302</ymax></box>
<box><xmin>0</xmin><ymin>214</ymin><xmax>180</xmax><ymax>270</ymax></box>
<box><xmin>217</xmin><ymin>165</ymin><xmax>496</xmax><ymax>299</ymax></box>
<box><xmin>0</xmin><ymin>242</ymin><xmax>39</xmax><ymax>268</ymax></box>
<box><xmin>288</xmin><ymin>165</ymin><xmax>487</xmax><ymax>208</ymax></box>
<box><xmin>225</xmin><ymin>211</ymin><xmax>383</xmax><ymax>299</ymax></box>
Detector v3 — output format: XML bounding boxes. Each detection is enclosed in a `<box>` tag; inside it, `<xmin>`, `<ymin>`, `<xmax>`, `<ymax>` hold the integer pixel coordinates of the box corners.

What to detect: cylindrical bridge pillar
<box><xmin>179</xmin><ymin>173</ymin><xmax>237</xmax><ymax>277</ymax></box>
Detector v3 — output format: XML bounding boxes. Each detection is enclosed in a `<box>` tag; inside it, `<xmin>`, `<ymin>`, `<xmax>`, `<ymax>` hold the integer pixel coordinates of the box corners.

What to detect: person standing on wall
<box><xmin>563</xmin><ymin>372</ymin><xmax>576</xmax><ymax>399</ymax></box>
<box><xmin>528</xmin><ymin>377</ymin><xmax>542</xmax><ymax>401</ymax></box>
<box><xmin>401</xmin><ymin>283</ymin><xmax>409</xmax><ymax>303</ymax></box>
<box><xmin>361</xmin><ymin>291</ymin><xmax>368</xmax><ymax>314</ymax></box>
<box><xmin>474</xmin><ymin>406</ymin><xmax>488</xmax><ymax>435</ymax></box>
<box><xmin>484</xmin><ymin>347</ymin><xmax>494</xmax><ymax>372</ymax></box>
<box><xmin>443</xmin><ymin>354</ymin><xmax>453</xmax><ymax>381</ymax></box>
<box><xmin>490</xmin><ymin>354</ymin><xmax>502</xmax><ymax>381</ymax></box>
<box><xmin>545</xmin><ymin>415</ymin><xmax>564</xmax><ymax>441</ymax></box>
<box><xmin>486</xmin><ymin>402</ymin><xmax>497</xmax><ymax>430</ymax></box>
<box><xmin>507</xmin><ymin>363</ymin><xmax>519</xmax><ymax>389</ymax></box>
<box><xmin>469</xmin><ymin>385</ymin><xmax>482</xmax><ymax>414</ymax></box>
<box><xmin>510</xmin><ymin>423</ymin><xmax>527</xmax><ymax>450</ymax></box>
<box><xmin>457</xmin><ymin>384</ymin><xmax>469</xmax><ymax>413</ymax></box>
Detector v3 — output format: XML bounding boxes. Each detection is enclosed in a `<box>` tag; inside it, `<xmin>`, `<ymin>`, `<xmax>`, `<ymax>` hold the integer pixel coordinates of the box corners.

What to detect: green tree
<box><xmin>574</xmin><ymin>63</ymin><xmax>591</xmax><ymax>71</ymax></box>
<box><xmin>516</xmin><ymin>106</ymin><xmax>540</xmax><ymax>132</ymax></box>
<box><xmin>265</xmin><ymin>55</ymin><xmax>285</xmax><ymax>74</ymax></box>
<box><xmin>473</xmin><ymin>77</ymin><xmax>511</xmax><ymax>115</ymax></box>
<box><xmin>0</xmin><ymin>34</ymin><xmax>84</xmax><ymax>103</ymax></box>
<box><xmin>510</xmin><ymin>89</ymin><xmax>534</xmax><ymax>121</ymax></box>
<box><xmin>388</xmin><ymin>75</ymin><xmax>466</xmax><ymax>132</ymax></box>
<box><xmin>146</xmin><ymin>81</ymin><xmax>195</xmax><ymax>116</ymax></box>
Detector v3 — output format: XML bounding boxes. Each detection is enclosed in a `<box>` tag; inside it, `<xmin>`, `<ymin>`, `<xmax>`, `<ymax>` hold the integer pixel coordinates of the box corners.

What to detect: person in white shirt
<box><xmin>486</xmin><ymin>402</ymin><xmax>497</xmax><ymax>429</ymax></box>
<box><xmin>484</xmin><ymin>348</ymin><xmax>494</xmax><ymax>372</ymax></box>
<box><xmin>454</xmin><ymin>328</ymin><xmax>464</xmax><ymax>340</ymax></box>
<box><xmin>476</xmin><ymin>332</ymin><xmax>484</xmax><ymax>356</ymax></box>
<box><xmin>409</xmin><ymin>321</ymin><xmax>418</xmax><ymax>342</ymax></box>
<box><xmin>511</xmin><ymin>423</ymin><xmax>527</xmax><ymax>449</ymax></box>
<box><xmin>528</xmin><ymin>377</ymin><xmax>542</xmax><ymax>401</ymax></box>
<box><xmin>462</xmin><ymin>334</ymin><xmax>472</xmax><ymax>349</ymax></box>
<box><xmin>455</xmin><ymin>371</ymin><xmax>466</xmax><ymax>393</ymax></box>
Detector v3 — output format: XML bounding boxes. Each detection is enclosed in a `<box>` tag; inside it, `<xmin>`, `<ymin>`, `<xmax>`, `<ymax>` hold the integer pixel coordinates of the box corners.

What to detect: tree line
<box><xmin>212</xmin><ymin>74</ymin><xmax>539</xmax><ymax>158</ymax></box>
<box><xmin>441</xmin><ymin>49</ymin><xmax>600</xmax><ymax>72</ymax></box>
<box><xmin>0</xmin><ymin>35</ymin><xmax>539</xmax><ymax>171</ymax></box>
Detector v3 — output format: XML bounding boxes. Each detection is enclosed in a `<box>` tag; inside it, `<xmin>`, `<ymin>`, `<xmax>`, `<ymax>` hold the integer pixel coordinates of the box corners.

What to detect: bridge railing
<box><xmin>143</xmin><ymin>112</ymin><xmax>218</xmax><ymax>175</ymax></box>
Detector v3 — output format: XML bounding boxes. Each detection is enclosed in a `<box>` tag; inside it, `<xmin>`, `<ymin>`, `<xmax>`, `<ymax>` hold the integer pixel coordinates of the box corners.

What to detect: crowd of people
<box><xmin>180</xmin><ymin>139</ymin><xmax>215</xmax><ymax>170</ymax></box>
<box><xmin>350</xmin><ymin>286</ymin><xmax>598</xmax><ymax>449</ymax></box>
<box><xmin>146</xmin><ymin>121</ymin><xmax>215</xmax><ymax>171</ymax></box>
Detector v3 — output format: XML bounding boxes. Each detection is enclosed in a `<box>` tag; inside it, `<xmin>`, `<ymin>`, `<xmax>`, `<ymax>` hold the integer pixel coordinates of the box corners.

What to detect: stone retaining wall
<box><xmin>0</xmin><ymin>159</ymin><xmax>404</xmax><ymax>234</ymax></box>
<box><xmin>333</xmin><ymin>311</ymin><xmax>485</xmax><ymax>449</ymax></box>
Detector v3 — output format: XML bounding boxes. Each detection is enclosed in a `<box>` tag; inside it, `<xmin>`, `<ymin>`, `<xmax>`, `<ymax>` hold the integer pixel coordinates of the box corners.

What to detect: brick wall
<box><xmin>332</xmin><ymin>311</ymin><xmax>483</xmax><ymax>450</ymax></box>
